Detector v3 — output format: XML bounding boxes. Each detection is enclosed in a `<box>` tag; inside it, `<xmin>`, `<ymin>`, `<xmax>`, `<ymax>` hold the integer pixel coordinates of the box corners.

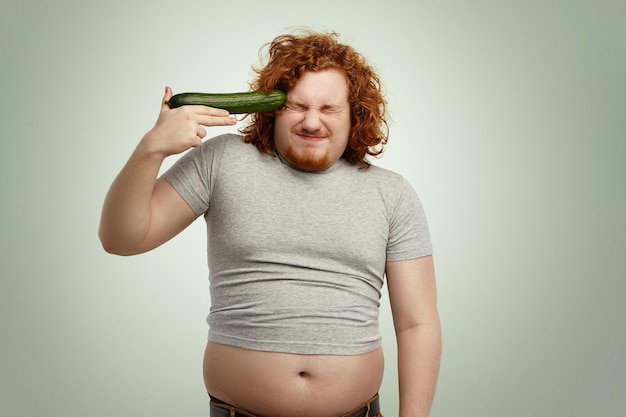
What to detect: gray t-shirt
<box><xmin>163</xmin><ymin>134</ymin><xmax>432</xmax><ymax>355</ymax></box>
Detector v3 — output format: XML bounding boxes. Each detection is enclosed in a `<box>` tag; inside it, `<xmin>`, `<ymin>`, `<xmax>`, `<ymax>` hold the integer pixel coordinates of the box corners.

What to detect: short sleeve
<box><xmin>386</xmin><ymin>178</ymin><xmax>433</xmax><ymax>261</ymax></box>
<box><xmin>161</xmin><ymin>134</ymin><xmax>231</xmax><ymax>217</ymax></box>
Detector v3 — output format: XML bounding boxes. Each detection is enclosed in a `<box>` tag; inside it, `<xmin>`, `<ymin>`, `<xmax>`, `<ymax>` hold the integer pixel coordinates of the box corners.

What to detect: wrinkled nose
<box><xmin>301</xmin><ymin>109</ymin><xmax>323</xmax><ymax>132</ymax></box>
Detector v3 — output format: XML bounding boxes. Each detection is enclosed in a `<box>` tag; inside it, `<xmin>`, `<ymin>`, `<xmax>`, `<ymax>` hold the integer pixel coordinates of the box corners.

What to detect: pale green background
<box><xmin>1</xmin><ymin>0</ymin><xmax>624</xmax><ymax>416</ymax></box>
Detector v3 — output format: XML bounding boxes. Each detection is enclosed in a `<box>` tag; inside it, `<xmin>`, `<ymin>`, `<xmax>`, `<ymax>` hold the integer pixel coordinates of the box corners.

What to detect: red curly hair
<box><xmin>240</xmin><ymin>30</ymin><xmax>389</xmax><ymax>166</ymax></box>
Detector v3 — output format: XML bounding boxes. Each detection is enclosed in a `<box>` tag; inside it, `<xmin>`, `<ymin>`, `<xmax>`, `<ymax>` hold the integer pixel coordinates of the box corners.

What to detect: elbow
<box><xmin>99</xmin><ymin>237</ymin><xmax>128</xmax><ymax>256</ymax></box>
<box><xmin>98</xmin><ymin>229</ymin><xmax>139</xmax><ymax>256</ymax></box>
<box><xmin>100</xmin><ymin>241</ymin><xmax>126</xmax><ymax>256</ymax></box>
<box><xmin>100</xmin><ymin>242</ymin><xmax>140</xmax><ymax>257</ymax></box>
<box><xmin>394</xmin><ymin>315</ymin><xmax>442</xmax><ymax>336</ymax></box>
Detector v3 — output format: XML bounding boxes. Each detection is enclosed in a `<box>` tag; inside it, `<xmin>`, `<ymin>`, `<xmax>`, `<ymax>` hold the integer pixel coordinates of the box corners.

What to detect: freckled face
<box><xmin>273</xmin><ymin>69</ymin><xmax>351</xmax><ymax>172</ymax></box>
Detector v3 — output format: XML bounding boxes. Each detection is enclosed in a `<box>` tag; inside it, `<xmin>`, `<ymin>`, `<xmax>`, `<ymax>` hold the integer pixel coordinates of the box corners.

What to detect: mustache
<box><xmin>292</xmin><ymin>128</ymin><xmax>329</xmax><ymax>137</ymax></box>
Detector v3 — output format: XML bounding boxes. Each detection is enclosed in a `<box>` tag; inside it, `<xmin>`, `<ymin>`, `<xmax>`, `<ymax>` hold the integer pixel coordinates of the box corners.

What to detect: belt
<box><xmin>342</xmin><ymin>393</ymin><xmax>380</xmax><ymax>417</ymax></box>
<box><xmin>210</xmin><ymin>393</ymin><xmax>380</xmax><ymax>417</ymax></box>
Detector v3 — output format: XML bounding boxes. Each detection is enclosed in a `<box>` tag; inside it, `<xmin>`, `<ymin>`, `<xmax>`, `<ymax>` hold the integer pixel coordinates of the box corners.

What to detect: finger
<box><xmin>197</xmin><ymin>125</ymin><xmax>207</xmax><ymax>139</ymax></box>
<box><xmin>190</xmin><ymin>136</ymin><xmax>203</xmax><ymax>148</ymax></box>
<box><xmin>195</xmin><ymin>114</ymin><xmax>238</xmax><ymax>127</ymax></box>
<box><xmin>185</xmin><ymin>105</ymin><xmax>231</xmax><ymax>117</ymax></box>
<box><xmin>161</xmin><ymin>86</ymin><xmax>173</xmax><ymax>112</ymax></box>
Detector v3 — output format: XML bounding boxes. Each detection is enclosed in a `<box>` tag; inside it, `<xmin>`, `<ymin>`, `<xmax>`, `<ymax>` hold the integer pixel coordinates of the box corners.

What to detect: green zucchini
<box><xmin>166</xmin><ymin>90</ymin><xmax>286</xmax><ymax>114</ymax></box>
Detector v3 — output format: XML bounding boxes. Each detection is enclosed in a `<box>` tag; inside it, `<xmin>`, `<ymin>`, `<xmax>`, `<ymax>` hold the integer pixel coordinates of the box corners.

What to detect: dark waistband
<box><xmin>209</xmin><ymin>393</ymin><xmax>380</xmax><ymax>417</ymax></box>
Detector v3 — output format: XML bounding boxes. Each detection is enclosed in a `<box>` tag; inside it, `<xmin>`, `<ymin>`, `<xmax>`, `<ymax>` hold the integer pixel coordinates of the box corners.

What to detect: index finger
<box><xmin>194</xmin><ymin>111</ymin><xmax>238</xmax><ymax>127</ymax></box>
<box><xmin>185</xmin><ymin>104</ymin><xmax>231</xmax><ymax>118</ymax></box>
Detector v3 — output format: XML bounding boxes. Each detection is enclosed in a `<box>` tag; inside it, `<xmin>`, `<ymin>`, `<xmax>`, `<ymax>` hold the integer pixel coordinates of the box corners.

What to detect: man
<box><xmin>99</xmin><ymin>30</ymin><xmax>441</xmax><ymax>417</ymax></box>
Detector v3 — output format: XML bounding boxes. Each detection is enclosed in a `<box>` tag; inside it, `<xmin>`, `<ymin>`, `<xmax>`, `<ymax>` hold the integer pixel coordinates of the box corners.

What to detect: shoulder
<box><xmin>362</xmin><ymin>162</ymin><xmax>405</xmax><ymax>181</ymax></box>
<box><xmin>196</xmin><ymin>133</ymin><xmax>277</xmax><ymax>176</ymax></box>
<box><xmin>193</xmin><ymin>133</ymin><xmax>261</xmax><ymax>164</ymax></box>
<box><xmin>355</xmin><ymin>163</ymin><xmax>426</xmax><ymax>214</ymax></box>
<box><xmin>343</xmin><ymin>161</ymin><xmax>413</xmax><ymax>190</ymax></box>
<box><xmin>199</xmin><ymin>133</ymin><xmax>246</xmax><ymax>153</ymax></box>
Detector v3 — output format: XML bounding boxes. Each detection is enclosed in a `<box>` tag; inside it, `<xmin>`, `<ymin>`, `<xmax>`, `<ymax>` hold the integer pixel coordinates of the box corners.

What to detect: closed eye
<box><xmin>284</xmin><ymin>102</ymin><xmax>343</xmax><ymax>115</ymax></box>
<box><xmin>320</xmin><ymin>106</ymin><xmax>342</xmax><ymax>115</ymax></box>
<box><xmin>284</xmin><ymin>102</ymin><xmax>307</xmax><ymax>113</ymax></box>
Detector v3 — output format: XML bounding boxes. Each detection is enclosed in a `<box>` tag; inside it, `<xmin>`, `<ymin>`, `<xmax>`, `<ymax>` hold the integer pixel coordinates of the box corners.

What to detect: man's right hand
<box><xmin>140</xmin><ymin>86</ymin><xmax>237</xmax><ymax>158</ymax></box>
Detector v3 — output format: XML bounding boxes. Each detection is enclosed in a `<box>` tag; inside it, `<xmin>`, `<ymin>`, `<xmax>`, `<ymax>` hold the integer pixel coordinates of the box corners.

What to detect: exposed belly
<box><xmin>203</xmin><ymin>342</ymin><xmax>384</xmax><ymax>417</ymax></box>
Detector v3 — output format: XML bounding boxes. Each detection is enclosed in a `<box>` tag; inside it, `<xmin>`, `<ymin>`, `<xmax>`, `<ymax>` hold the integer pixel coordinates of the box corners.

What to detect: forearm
<box><xmin>98</xmin><ymin>138</ymin><xmax>166</xmax><ymax>255</ymax></box>
<box><xmin>396</xmin><ymin>321</ymin><xmax>442</xmax><ymax>417</ymax></box>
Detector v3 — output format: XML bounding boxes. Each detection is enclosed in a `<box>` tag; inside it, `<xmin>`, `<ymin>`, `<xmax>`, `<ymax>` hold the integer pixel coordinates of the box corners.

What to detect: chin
<box><xmin>283</xmin><ymin>147</ymin><xmax>334</xmax><ymax>172</ymax></box>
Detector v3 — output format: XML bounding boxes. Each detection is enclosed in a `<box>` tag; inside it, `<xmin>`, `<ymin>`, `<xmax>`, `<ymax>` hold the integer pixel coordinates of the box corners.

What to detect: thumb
<box><xmin>161</xmin><ymin>86</ymin><xmax>173</xmax><ymax>112</ymax></box>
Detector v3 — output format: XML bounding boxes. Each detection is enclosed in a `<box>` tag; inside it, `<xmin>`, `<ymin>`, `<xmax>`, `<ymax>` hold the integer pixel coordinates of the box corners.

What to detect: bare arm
<box><xmin>98</xmin><ymin>86</ymin><xmax>236</xmax><ymax>255</ymax></box>
<box><xmin>386</xmin><ymin>255</ymin><xmax>441</xmax><ymax>417</ymax></box>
